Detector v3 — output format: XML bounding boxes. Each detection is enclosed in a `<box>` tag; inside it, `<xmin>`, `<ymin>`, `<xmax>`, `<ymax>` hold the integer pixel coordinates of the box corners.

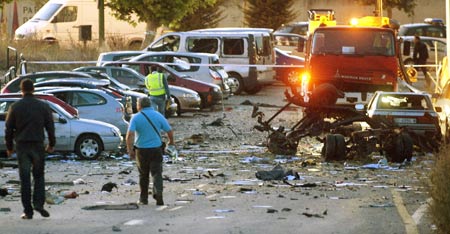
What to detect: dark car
<box><xmin>103</xmin><ymin>61</ymin><xmax>223</xmax><ymax>109</ymax></box>
<box><xmin>0</xmin><ymin>71</ymin><xmax>93</xmax><ymax>93</ymax></box>
<box><xmin>398</xmin><ymin>18</ymin><xmax>446</xmax><ymax>38</ymax></box>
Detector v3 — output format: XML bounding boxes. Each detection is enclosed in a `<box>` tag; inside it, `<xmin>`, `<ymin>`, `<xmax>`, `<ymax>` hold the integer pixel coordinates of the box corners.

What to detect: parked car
<box><xmin>103</xmin><ymin>61</ymin><xmax>223</xmax><ymax>109</ymax></box>
<box><xmin>96</xmin><ymin>50</ymin><xmax>148</xmax><ymax>66</ymax></box>
<box><xmin>72</xmin><ymin>66</ymin><xmax>201</xmax><ymax>115</ymax></box>
<box><xmin>32</xmin><ymin>78</ymin><xmax>134</xmax><ymax>119</ymax></box>
<box><xmin>400</xmin><ymin>36</ymin><xmax>447</xmax><ymax>66</ymax></box>
<box><xmin>0</xmin><ymin>93</ymin><xmax>79</xmax><ymax>117</ymax></box>
<box><xmin>128</xmin><ymin>51</ymin><xmax>231</xmax><ymax>96</ymax></box>
<box><xmin>34</xmin><ymin>87</ymin><xmax>129</xmax><ymax>135</ymax></box>
<box><xmin>0</xmin><ymin>96</ymin><xmax>122</xmax><ymax>160</ymax></box>
<box><xmin>72</xmin><ymin>69</ymin><xmax>177</xmax><ymax>117</ymax></box>
<box><xmin>275</xmin><ymin>21</ymin><xmax>309</xmax><ymax>36</ymax></box>
<box><xmin>398</xmin><ymin>18</ymin><xmax>446</xmax><ymax>38</ymax></box>
<box><xmin>0</xmin><ymin>71</ymin><xmax>93</xmax><ymax>93</ymax></box>
<box><xmin>366</xmin><ymin>91</ymin><xmax>441</xmax><ymax>150</ymax></box>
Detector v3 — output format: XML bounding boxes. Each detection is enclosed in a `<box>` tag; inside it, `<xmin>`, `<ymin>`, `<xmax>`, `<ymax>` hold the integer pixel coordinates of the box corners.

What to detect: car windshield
<box><xmin>312</xmin><ymin>29</ymin><xmax>395</xmax><ymax>56</ymax></box>
<box><xmin>32</xmin><ymin>3</ymin><xmax>62</xmax><ymax>21</ymax></box>
<box><xmin>377</xmin><ymin>94</ymin><xmax>430</xmax><ymax>110</ymax></box>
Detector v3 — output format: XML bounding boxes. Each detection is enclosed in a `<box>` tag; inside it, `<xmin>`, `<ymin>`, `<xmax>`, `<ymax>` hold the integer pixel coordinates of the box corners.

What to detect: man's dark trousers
<box><xmin>17</xmin><ymin>142</ymin><xmax>46</xmax><ymax>216</ymax></box>
<box><xmin>136</xmin><ymin>147</ymin><xmax>163</xmax><ymax>203</ymax></box>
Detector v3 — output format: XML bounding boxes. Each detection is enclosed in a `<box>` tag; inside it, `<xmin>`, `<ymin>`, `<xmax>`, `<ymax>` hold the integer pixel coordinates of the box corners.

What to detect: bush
<box><xmin>429</xmin><ymin>146</ymin><xmax>450</xmax><ymax>234</ymax></box>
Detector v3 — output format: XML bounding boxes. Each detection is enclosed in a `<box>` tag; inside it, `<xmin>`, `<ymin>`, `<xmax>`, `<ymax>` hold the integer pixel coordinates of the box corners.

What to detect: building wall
<box><xmin>1</xmin><ymin>0</ymin><xmax>38</xmax><ymax>38</ymax></box>
<box><xmin>219</xmin><ymin>0</ymin><xmax>447</xmax><ymax>28</ymax></box>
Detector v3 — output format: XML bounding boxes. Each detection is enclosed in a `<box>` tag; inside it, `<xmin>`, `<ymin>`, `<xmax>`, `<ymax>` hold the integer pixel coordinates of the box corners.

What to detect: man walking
<box><xmin>126</xmin><ymin>97</ymin><xmax>174</xmax><ymax>206</ymax></box>
<box><xmin>145</xmin><ymin>66</ymin><xmax>170</xmax><ymax>116</ymax></box>
<box><xmin>5</xmin><ymin>79</ymin><xmax>55</xmax><ymax>219</ymax></box>
<box><xmin>413</xmin><ymin>35</ymin><xmax>431</xmax><ymax>91</ymax></box>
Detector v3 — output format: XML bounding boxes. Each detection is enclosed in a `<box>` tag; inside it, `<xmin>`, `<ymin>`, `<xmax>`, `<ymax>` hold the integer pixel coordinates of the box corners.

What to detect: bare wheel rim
<box><xmin>80</xmin><ymin>138</ymin><xmax>99</xmax><ymax>158</ymax></box>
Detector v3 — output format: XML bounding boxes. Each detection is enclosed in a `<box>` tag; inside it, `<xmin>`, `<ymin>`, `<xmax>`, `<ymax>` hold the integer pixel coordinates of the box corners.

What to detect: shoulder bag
<box><xmin>141</xmin><ymin>111</ymin><xmax>166</xmax><ymax>151</ymax></box>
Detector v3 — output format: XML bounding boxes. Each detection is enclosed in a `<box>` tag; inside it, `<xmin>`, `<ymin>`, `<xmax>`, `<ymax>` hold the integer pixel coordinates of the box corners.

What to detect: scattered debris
<box><xmin>302</xmin><ymin>212</ymin><xmax>324</xmax><ymax>218</ymax></box>
<box><xmin>82</xmin><ymin>203</ymin><xmax>139</xmax><ymax>210</ymax></box>
<box><xmin>0</xmin><ymin>208</ymin><xmax>11</xmax><ymax>212</ymax></box>
<box><xmin>267</xmin><ymin>208</ymin><xmax>278</xmax><ymax>213</ymax></box>
<box><xmin>0</xmin><ymin>188</ymin><xmax>8</xmax><ymax>197</ymax></box>
<box><xmin>63</xmin><ymin>191</ymin><xmax>79</xmax><ymax>199</ymax></box>
<box><xmin>73</xmin><ymin>178</ymin><xmax>86</xmax><ymax>185</ymax></box>
<box><xmin>101</xmin><ymin>182</ymin><xmax>118</xmax><ymax>192</ymax></box>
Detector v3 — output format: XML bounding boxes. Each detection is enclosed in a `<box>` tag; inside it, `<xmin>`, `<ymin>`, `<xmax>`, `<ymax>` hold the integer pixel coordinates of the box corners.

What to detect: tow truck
<box><xmin>252</xmin><ymin>9</ymin><xmax>439</xmax><ymax>162</ymax></box>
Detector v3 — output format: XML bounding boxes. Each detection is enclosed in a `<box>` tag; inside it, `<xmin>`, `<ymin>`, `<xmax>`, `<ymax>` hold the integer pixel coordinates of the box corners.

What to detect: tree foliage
<box><xmin>106</xmin><ymin>0</ymin><xmax>216</xmax><ymax>43</ymax></box>
<box><xmin>173</xmin><ymin>0</ymin><xmax>225</xmax><ymax>31</ymax></box>
<box><xmin>243</xmin><ymin>0</ymin><xmax>296</xmax><ymax>30</ymax></box>
<box><xmin>0</xmin><ymin>0</ymin><xmax>13</xmax><ymax>10</ymax></box>
<box><xmin>356</xmin><ymin>0</ymin><xmax>417</xmax><ymax>18</ymax></box>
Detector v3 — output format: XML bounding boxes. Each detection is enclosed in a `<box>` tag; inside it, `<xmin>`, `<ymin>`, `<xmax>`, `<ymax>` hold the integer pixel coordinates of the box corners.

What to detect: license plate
<box><xmin>394</xmin><ymin>118</ymin><xmax>416</xmax><ymax>124</ymax></box>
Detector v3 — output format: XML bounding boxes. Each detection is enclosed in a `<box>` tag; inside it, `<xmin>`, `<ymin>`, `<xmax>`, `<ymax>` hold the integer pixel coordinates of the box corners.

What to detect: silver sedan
<box><xmin>0</xmin><ymin>98</ymin><xmax>122</xmax><ymax>160</ymax></box>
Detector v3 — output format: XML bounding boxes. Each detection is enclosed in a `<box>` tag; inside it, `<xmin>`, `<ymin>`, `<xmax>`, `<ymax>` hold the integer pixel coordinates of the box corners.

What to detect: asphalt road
<box><xmin>0</xmin><ymin>82</ymin><xmax>436</xmax><ymax>234</ymax></box>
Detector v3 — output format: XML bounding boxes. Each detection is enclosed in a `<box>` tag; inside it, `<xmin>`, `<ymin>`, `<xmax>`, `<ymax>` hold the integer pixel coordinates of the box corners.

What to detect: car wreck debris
<box><xmin>252</xmin><ymin>84</ymin><xmax>441</xmax><ymax>162</ymax></box>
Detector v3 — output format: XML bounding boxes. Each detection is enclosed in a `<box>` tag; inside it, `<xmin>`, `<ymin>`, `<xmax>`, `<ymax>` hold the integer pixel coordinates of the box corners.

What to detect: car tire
<box><xmin>390</xmin><ymin>133</ymin><xmax>413</xmax><ymax>163</ymax></box>
<box><xmin>227</xmin><ymin>73</ymin><xmax>244</xmax><ymax>95</ymax></box>
<box><xmin>334</xmin><ymin>134</ymin><xmax>346</xmax><ymax>161</ymax></box>
<box><xmin>75</xmin><ymin>134</ymin><xmax>103</xmax><ymax>160</ymax></box>
<box><xmin>322</xmin><ymin>134</ymin><xmax>336</xmax><ymax>161</ymax></box>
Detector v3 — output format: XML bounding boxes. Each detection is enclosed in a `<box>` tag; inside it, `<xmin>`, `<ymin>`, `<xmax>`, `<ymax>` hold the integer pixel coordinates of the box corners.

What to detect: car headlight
<box><xmin>15</xmin><ymin>34</ymin><xmax>25</xmax><ymax>40</ymax></box>
<box><xmin>213</xmin><ymin>87</ymin><xmax>221</xmax><ymax>93</ymax></box>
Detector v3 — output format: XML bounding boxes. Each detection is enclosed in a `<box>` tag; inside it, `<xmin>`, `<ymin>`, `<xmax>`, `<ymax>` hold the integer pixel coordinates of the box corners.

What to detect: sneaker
<box><xmin>21</xmin><ymin>213</ymin><xmax>33</xmax><ymax>219</ymax></box>
<box><xmin>34</xmin><ymin>208</ymin><xmax>50</xmax><ymax>218</ymax></box>
<box><xmin>137</xmin><ymin>200</ymin><xmax>148</xmax><ymax>205</ymax></box>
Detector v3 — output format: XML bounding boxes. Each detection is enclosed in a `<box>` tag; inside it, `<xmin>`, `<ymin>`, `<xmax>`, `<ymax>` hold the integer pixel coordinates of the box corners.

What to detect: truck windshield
<box><xmin>312</xmin><ymin>29</ymin><xmax>395</xmax><ymax>56</ymax></box>
<box><xmin>32</xmin><ymin>3</ymin><xmax>62</xmax><ymax>21</ymax></box>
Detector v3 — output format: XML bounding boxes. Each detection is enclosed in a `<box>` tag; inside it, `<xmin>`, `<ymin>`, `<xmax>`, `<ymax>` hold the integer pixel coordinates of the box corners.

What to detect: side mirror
<box><xmin>403</xmin><ymin>41</ymin><xmax>411</xmax><ymax>56</ymax></box>
<box><xmin>435</xmin><ymin>106</ymin><xmax>442</xmax><ymax>112</ymax></box>
<box><xmin>58</xmin><ymin>116</ymin><xmax>67</xmax><ymax>124</ymax></box>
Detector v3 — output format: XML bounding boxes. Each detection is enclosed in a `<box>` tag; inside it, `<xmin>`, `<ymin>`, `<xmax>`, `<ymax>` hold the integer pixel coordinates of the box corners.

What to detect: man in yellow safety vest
<box><xmin>145</xmin><ymin>66</ymin><xmax>171</xmax><ymax>116</ymax></box>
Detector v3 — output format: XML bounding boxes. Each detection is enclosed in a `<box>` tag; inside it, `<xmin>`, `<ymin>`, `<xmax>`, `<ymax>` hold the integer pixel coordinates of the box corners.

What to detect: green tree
<box><xmin>0</xmin><ymin>0</ymin><xmax>13</xmax><ymax>10</ymax></box>
<box><xmin>243</xmin><ymin>0</ymin><xmax>296</xmax><ymax>30</ymax></box>
<box><xmin>356</xmin><ymin>0</ymin><xmax>417</xmax><ymax>18</ymax></box>
<box><xmin>173</xmin><ymin>0</ymin><xmax>225</xmax><ymax>31</ymax></box>
<box><xmin>107</xmin><ymin>0</ymin><xmax>216</xmax><ymax>46</ymax></box>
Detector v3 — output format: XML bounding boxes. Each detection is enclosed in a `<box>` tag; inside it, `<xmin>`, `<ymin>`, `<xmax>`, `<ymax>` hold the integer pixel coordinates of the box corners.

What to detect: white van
<box><xmin>14</xmin><ymin>0</ymin><xmax>146</xmax><ymax>47</ymax></box>
<box><xmin>145</xmin><ymin>28</ymin><xmax>276</xmax><ymax>94</ymax></box>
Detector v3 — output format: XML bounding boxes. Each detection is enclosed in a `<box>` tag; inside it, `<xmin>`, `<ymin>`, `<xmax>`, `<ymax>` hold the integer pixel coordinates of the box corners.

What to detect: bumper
<box><xmin>102</xmin><ymin>135</ymin><xmax>122</xmax><ymax>151</ymax></box>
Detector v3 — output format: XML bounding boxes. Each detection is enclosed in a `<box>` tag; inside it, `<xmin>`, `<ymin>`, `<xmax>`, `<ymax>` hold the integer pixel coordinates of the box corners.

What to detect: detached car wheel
<box><xmin>322</xmin><ymin>134</ymin><xmax>336</xmax><ymax>161</ymax></box>
<box><xmin>334</xmin><ymin>134</ymin><xmax>346</xmax><ymax>161</ymax></box>
<box><xmin>388</xmin><ymin>133</ymin><xmax>413</xmax><ymax>163</ymax></box>
<box><xmin>75</xmin><ymin>134</ymin><xmax>103</xmax><ymax>160</ymax></box>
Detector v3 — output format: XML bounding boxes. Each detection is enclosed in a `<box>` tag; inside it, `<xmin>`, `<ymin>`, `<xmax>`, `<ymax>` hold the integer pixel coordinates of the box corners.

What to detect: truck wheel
<box><xmin>228</xmin><ymin>73</ymin><xmax>244</xmax><ymax>95</ymax></box>
<box><xmin>75</xmin><ymin>134</ymin><xmax>103</xmax><ymax>160</ymax></box>
<box><xmin>322</xmin><ymin>134</ymin><xmax>336</xmax><ymax>161</ymax></box>
<box><xmin>391</xmin><ymin>133</ymin><xmax>413</xmax><ymax>163</ymax></box>
<box><xmin>334</xmin><ymin>134</ymin><xmax>346</xmax><ymax>161</ymax></box>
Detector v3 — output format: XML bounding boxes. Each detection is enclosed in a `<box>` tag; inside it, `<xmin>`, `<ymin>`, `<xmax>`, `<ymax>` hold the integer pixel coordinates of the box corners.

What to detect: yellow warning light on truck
<box><xmin>350</xmin><ymin>16</ymin><xmax>390</xmax><ymax>28</ymax></box>
<box><xmin>308</xmin><ymin>9</ymin><xmax>337</xmax><ymax>34</ymax></box>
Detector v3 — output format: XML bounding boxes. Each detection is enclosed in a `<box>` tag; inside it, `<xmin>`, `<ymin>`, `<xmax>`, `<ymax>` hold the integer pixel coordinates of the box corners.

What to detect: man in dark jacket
<box><xmin>413</xmin><ymin>35</ymin><xmax>431</xmax><ymax>91</ymax></box>
<box><xmin>5</xmin><ymin>79</ymin><xmax>56</xmax><ymax>219</ymax></box>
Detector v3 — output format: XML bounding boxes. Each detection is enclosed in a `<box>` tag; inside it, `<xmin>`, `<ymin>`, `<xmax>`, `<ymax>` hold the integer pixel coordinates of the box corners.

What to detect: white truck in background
<box><xmin>14</xmin><ymin>0</ymin><xmax>146</xmax><ymax>48</ymax></box>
